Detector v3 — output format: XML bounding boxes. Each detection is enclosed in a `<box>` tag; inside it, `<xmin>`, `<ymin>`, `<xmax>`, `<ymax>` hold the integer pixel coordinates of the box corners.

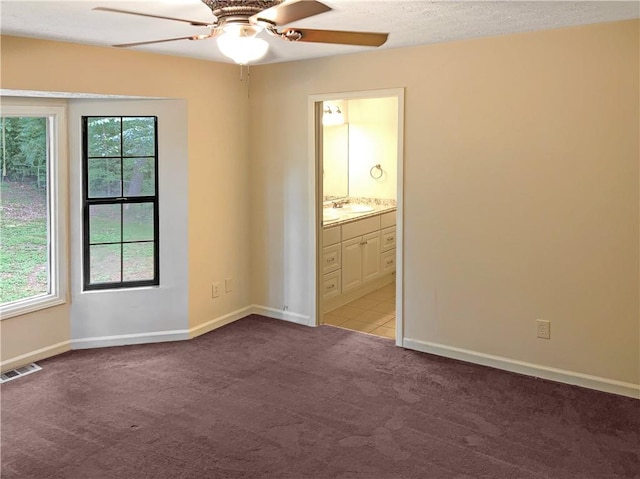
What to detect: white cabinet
<box><xmin>380</xmin><ymin>249</ymin><xmax>396</xmax><ymax>275</ymax></box>
<box><xmin>381</xmin><ymin>226</ymin><xmax>396</xmax><ymax>252</ymax></box>
<box><xmin>323</xmin><ymin>225</ymin><xmax>341</xmax><ymax>246</ymax></box>
<box><xmin>380</xmin><ymin>226</ymin><xmax>396</xmax><ymax>276</ymax></box>
<box><xmin>322</xmin><ymin>208</ymin><xmax>396</xmax><ymax>308</ymax></box>
<box><xmin>380</xmin><ymin>211</ymin><xmax>396</xmax><ymax>229</ymax></box>
<box><xmin>341</xmin><ymin>231</ymin><xmax>380</xmax><ymax>293</ymax></box>
<box><xmin>341</xmin><ymin>237</ymin><xmax>363</xmax><ymax>292</ymax></box>
<box><xmin>322</xmin><ymin>227</ymin><xmax>342</xmax><ymax>299</ymax></box>
<box><xmin>323</xmin><ymin>270</ymin><xmax>341</xmax><ymax>299</ymax></box>
<box><xmin>322</xmin><ymin>244</ymin><xmax>341</xmax><ymax>275</ymax></box>
<box><xmin>361</xmin><ymin>232</ymin><xmax>381</xmax><ymax>283</ymax></box>
<box><xmin>342</xmin><ymin>215</ymin><xmax>380</xmax><ymax>241</ymax></box>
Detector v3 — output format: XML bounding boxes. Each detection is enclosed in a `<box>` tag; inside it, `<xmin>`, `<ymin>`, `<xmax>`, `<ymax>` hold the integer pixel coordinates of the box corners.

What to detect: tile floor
<box><xmin>322</xmin><ymin>282</ymin><xmax>396</xmax><ymax>339</ymax></box>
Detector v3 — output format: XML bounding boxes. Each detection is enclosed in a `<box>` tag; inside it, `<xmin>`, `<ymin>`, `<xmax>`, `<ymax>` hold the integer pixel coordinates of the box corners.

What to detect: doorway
<box><xmin>310</xmin><ymin>89</ymin><xmax>404</xmax><ymax>345</ymax></box>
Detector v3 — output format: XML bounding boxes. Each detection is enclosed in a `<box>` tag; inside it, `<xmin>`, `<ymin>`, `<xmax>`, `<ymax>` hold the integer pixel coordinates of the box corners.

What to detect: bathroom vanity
<box><xmin>322</xmin><ymin>207</ymin><xmax>396</xmax><ymax>312</ymax></box>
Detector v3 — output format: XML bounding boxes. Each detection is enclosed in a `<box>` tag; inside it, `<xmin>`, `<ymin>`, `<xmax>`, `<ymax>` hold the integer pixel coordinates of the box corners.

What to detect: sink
<box><xmin>339</xmin><ymin>204</ymin><xmax>375</xmax><ymax>214</ymax></box>
<box><xmin>323</xmin><ymin>211</ymin><xmax>341</xmax><ymax>223</ymax></box>
<box><xmin>323</xmin><ymin>204</ymin><xmax>375</xmax><ymax>223</ymax></box>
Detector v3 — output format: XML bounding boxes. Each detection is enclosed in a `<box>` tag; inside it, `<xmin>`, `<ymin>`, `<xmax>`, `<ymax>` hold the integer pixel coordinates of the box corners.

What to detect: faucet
<box><xmin>332</xmin><ymin>199</ymin><xmax>349</xmax><ymax>209</ymax></box>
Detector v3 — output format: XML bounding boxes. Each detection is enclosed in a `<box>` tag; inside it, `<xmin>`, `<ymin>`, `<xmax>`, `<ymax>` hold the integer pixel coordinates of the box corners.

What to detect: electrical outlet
<box><xmin>212</xmin><ymin>282</ymin><xmax>220</xmax><ymax>299</ymax></box>
<box><xmin>536</xmin><ymin>319</ymin><xmax>550</xmax><ymax>339</ymax></box>
<box><xmin>225</xmin><ymin>277</ymin><xmax>233</xmax><ymax>293</ymax></box>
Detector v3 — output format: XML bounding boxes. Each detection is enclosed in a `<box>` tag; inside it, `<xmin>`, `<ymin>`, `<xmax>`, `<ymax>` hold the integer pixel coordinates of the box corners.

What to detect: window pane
<box><xmin>87</xmin><ymin>117</ymin><xmax>121</xmax><ymax>157</ymax></box>
<box><xmin>88</xmin><ymin>158</ymin><xmax>122</xmax><ymax>198</ymax></box>
<box><xmin>83</xmin><ymin>116</ymin><xmax>158</xmax><ymax>290</ymax></box>
<box><xmin>123</xmin><ymin>158</ymin><xmax>154</xmax><ymax>196</ymax></box>
<box><xmin>90</xmin><ymin>244</ymin><xmax>121</xmax><ymax>284</ymax></box>
<box><xmin>0</xmin><ymin>116</ymin><xmax>50</xmax><ymax>304</ymax></box>
<box><xmin>123</xmin><ymin>242</ymin><xmax>154</xmax><ymax>281</ymax></box>
<box><xmin>123</xmin><ymin>117</ymin><xmax>155</xmax><ymax>157</ymax></box>
<box><xmin>89</xmin><ymin>204</ymin><xmax>121</xmax><ymax>244</ymax></box>
<box><xmin>123</xmin><ymin>203</ymin><xmax>154</xmax><ymax>242</ymax></box>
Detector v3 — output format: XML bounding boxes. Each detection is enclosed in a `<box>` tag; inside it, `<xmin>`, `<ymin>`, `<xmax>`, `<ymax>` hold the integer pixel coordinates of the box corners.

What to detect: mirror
<box><xmin>322</xmin><ymin>103</ymin><xmax>348</xmax><ymax>200</ymax></box>
<box><xmin>322</xmin><ymin>97</ymin><xmax>399</xmax><ymax>203</ymax></box>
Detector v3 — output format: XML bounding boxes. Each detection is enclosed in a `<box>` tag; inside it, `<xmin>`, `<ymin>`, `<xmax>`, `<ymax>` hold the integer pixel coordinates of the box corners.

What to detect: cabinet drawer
<box><xmin>381</xmin><ymin>227</ymin><xmax>396</xmax><ymax>252</ymax></box>
<box><xmin>381</xmin><ymin>250</ymin><xmax>396</xmax><ymax>274</ymax></box>
<box><xmin>322</xmin><ymin>270</ymin><xmax>341</xmax><ymax>299</ymax></box>
<box><xmin>341</xmin><ymin>215</ymin><xmax>380</xmax><ymax>241</ymax></box>
<box><xmin>323</xmin><ymin>225</ymin><xmax>341</xmax><ymax>246</ymax></box>
<box><xmin>322</xmin><ymin>244</ymin><xmax>341</xmax><ymax>275</ymax></box>
<box><xmin>380</xmin><ymin>210</ymin><xmax>396</xmax><ymax>229</ymax></box>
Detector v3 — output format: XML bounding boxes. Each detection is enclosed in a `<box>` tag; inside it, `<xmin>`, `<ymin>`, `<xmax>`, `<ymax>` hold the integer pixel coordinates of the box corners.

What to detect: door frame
<box><xmin>307</xmin><ymin>88</ymin><xmax>405</xmax><ymax>346</ymax></box>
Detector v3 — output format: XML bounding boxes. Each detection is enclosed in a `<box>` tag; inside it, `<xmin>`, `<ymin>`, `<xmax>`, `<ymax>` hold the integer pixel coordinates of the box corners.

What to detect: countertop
<box><xmin>322</xmin><ymin>204</ymin><xmax>396</xmax><ymax>228</ymax></box>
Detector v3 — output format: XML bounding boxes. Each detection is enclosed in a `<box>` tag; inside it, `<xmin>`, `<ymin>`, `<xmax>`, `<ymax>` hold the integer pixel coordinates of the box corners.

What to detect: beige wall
<box><xmin>249</xmin><ymin>20</ymin><xmax>639</xmax><ymax>384</ymax></box>
<box><xmin>0</xmin><ymin>304</ymin><xmax>71</xmax><ymax>366</ymax></box>
<box><xmin>0</xmin><ymin>35</ymin><xmax>251</xmax><ymax>362</ymax></box>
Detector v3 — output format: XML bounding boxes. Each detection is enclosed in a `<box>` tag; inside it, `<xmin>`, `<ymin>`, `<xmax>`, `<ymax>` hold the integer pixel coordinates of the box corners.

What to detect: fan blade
<box><xmin>113</xmin><ymin>35</ymin><xmax>211</xmax><ymax>48</ymax></box>
<box><xmin>93</xmin><ymin>7</ymin><xmax>212</xmax><ymax>27</ymax></box>
<box><xmin>250</xmin><ymin>0</ymin><xmax>331</xmax><ymax>26</ymax></box>
<box><xmin>284</xmin><ymin>28</ymin><xmax>388</xmax><ymax>47</ymax></box>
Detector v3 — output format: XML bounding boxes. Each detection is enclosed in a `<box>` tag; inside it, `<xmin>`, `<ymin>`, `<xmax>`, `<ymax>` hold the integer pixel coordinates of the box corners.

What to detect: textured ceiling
<box><xmin>1</xmin><ymin>1</ymin><xmax>638</xmax><ymax>65</ymax></box>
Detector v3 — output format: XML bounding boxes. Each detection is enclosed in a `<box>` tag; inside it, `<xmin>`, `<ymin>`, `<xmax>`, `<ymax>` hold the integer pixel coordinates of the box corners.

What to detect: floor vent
<box><xmin>0</xmin><ymin>363</ymin><xmax>42</xmax><ymax>384</ymax></box>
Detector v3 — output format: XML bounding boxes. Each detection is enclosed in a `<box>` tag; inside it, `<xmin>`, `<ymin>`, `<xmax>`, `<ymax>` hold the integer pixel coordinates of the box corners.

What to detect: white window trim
<box><xmin>0</xmin><ymin>104</ymin><xmax>68</xmax><ymax>320</ymax></box>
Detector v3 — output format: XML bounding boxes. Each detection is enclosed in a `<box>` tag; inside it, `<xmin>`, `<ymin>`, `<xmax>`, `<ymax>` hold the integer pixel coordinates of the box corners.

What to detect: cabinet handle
<box><xmin>360</xmin><ymin>241</ymin><xmax>368</xmax><ymax>246</ymax></box>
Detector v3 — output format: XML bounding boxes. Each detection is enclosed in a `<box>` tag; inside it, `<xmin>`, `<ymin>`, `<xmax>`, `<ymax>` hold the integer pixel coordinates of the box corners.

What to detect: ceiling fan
<box><xmin>94</xmin><ymin>0</ymin><xmax>389</xmax><ymax>65</ymax></box>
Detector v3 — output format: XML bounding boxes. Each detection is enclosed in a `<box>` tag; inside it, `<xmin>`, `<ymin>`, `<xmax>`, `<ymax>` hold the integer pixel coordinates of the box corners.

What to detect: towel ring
<box><xmin>370</xmin><ymin>164</ymin><xmax>383</xmax><ymax>179</ymax></box>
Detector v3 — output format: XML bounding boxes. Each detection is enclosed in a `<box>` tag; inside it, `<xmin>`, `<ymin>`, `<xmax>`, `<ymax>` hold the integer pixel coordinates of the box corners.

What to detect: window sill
<box><xmin>82</xmin><ymin>285</ymin><xmax>160</xmax><ymax>294</ymax></box>
<box><xmin>0</xmin><ymin>295</ymin><xmax>67</xmax><ymax>321</ymax></box>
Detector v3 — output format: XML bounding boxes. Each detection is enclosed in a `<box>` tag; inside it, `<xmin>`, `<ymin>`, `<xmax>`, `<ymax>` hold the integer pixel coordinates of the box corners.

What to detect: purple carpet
<box><xmin>2</xmin><ymin>315</ymin><xmax>639</xmax><ymax>478</ymax></box>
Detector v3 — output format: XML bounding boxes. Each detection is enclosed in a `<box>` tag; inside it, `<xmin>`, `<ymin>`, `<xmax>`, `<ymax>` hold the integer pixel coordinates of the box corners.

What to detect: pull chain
<box><xmin>239</xmin><ymin>65</ymin><xmax>251</xmax><ymax>98</ymax></box>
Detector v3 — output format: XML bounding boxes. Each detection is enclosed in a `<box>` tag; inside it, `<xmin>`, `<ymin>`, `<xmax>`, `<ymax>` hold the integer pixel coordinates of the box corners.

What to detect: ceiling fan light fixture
<box><xmin>95</xmin><ymin>1</ymin><xmax>389</xmax><ymax>62</ymax></box>
<box><xmin>217</xmin><ymin>23</ymin><xmax>269</xmax><ymax>65</ymax></box>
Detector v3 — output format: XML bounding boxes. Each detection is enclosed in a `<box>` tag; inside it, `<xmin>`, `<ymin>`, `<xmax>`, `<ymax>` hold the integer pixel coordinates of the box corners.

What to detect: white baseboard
<box><xmin>1</xmin><ymin>305</ymin><xmax>303</xmax><ymax>368</ymax></box>
<box><xmin>1</xmin><ymin>340</ymin><xmax>71</xmax><ymax>372</ymax></box>
<box><xmin>251</xmin><ymin>305</ymin><xmax>315</xmax><ymax>327</ymax></box>
<box><xmin>2</xmin><ymin>307</ymin><xmax>255</xmax><ymax>365</ymax></box>
<box><xmin>403</xmin><ymin>338</ymin><xmax>640</xmax><ymax>399</ymax></box>
<box><xmin>71</xmin><ymin>329</ymin><xmax>190</xmax><ymax>349</ymax></box>
<box><xmin>189</xmin><ymin>305</ymin><xmax>254</xmax><ymax>338</ymax></box>
<box><xmin>72</xmin><ymin>306</ymin><xmax>259</xmax><ymax>347</ymax></box>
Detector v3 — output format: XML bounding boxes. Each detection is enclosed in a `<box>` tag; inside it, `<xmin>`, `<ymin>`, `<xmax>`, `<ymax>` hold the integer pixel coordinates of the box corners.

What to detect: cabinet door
<box><xmin>341</xmin><ymin>237</ymin><xmax>363</xmax><ymax>293</ymax></box>
<box><xmin>362</xmin><ymin>231</ymin><xmax>381</xmax><ymax>284</ymax></box>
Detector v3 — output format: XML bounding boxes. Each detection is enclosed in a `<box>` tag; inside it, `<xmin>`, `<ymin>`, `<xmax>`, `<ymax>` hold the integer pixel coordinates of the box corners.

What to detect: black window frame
<box><xmin>82</xmin><ymin>116</ymin><xmax>160</xmax><ymax>291</ymax></box>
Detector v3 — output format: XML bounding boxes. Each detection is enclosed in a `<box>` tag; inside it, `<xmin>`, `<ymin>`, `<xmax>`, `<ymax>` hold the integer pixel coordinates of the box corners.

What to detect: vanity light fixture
<box><xmin>323</xmin><ymin>105</ymin><xmax>344</xmax><ymax>126</ymax></box>
<box><xmin>217</xmin><ymin>23</ymin><xmax>269</xmax><ymax>65</ymax></box>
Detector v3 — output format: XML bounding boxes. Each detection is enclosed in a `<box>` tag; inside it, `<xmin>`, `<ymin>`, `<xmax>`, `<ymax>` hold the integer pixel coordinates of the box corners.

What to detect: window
<box><xmin>0</xmin><ymin>105</ymin><xmax>67</xmax><ymax>319</ymax></box>
<box><xmin>82</xmin><ymin>116</ymin><xmax>159</xmax><ymax>290</ymax></box>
